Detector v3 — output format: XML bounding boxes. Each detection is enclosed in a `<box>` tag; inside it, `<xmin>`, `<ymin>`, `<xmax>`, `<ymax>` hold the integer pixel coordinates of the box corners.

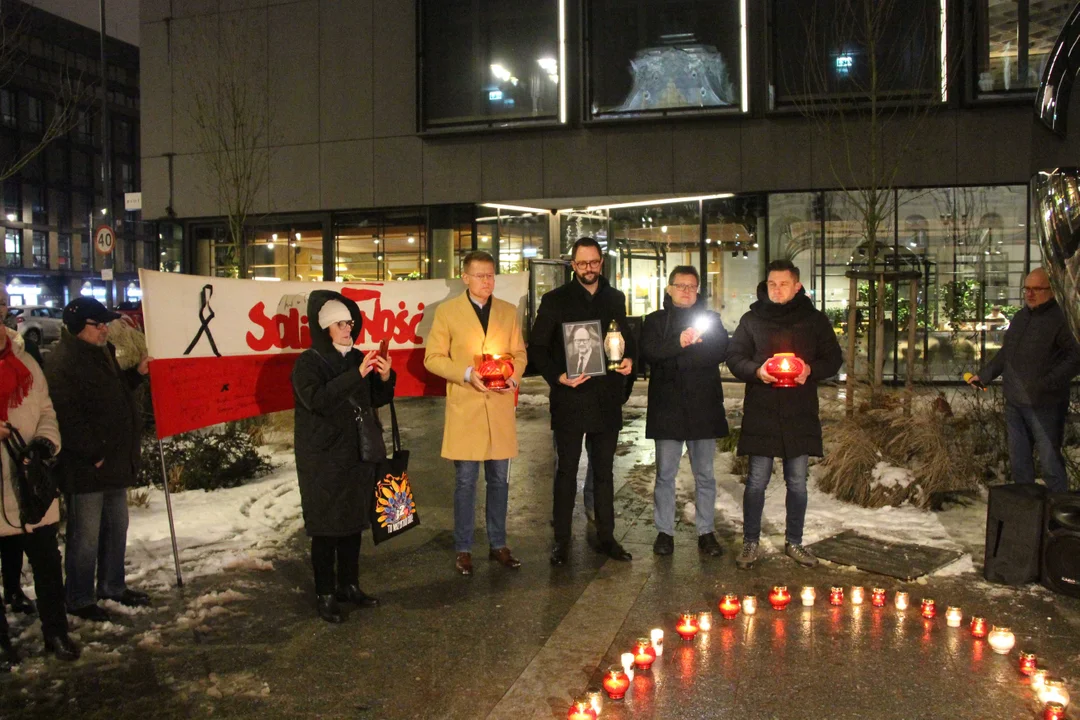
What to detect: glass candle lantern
<box><xmin>675</xmin><ymin>613</ymin><xmax>699</xmax><ymax>641</ymax></box>
<box><xmin>719</xmin><ymin>594</ymin><xmax>740</xmax><ymax>619</ymax></box>
<box><xmin>894</xmin><ymin>591</ymin><xmax>910</xmax><ymax>610</ymax></box>
<box><xmin>1019</xmin><ymin>652</ymin><xmax>1038</xmax><ymax>676</ymax></box>
<box><xmin>987</xmin><ymin>626</ymin><xmax>1016</xmax><ymax>655</ymax></box>
<box><xmin>969</xmin><ymin>616</ymin><xmax>988</xmax><ymax>638</ymax></box>
<box><xmin>800</xmin><ymin>587</ymin><xmax>816</xmax><ymax>606</ymax></box>
<box><xmin>586</xmin><ymin>689</ymin><xmax>603</xmax><ymax>716</ymax></box>
<box><xmin>633</xmin><ymin>637</ymin><xmax>657</xmax><ymax>669</ymax></box>
<box><xmin>650</xmin><ymin>628</ymin><xmax>664</xmax><ymax>656</ymax></box>
<box><xmin>742</xmin><ymin>595</ymin><xmax>758</xmax><ymax>616</ymax></box>
<box><xmin>1033</xmin><ymin>669</ymin><xmax>1051</xmax><ymax>692</ymax></box>
<box><xmin>1038</xmin><ymin>678</ymin><xmax>1070</xmax><ymax>709</ymax></box>
<box><xmin>1044</xmin><ymin>701</ymin><xmax>1066</xmax><ymax>720</ymax></box>
<box><xmin>945</xmin><ymin>606</ymin><xmax>963</xmax><ymax>628</ymax></box>
<box><xmin>602</xmin><ymin>666</ymin><xmax>630</xmax><ymax>700</ymax></box>
<box><xmin>763</xmin><ymin>352</ymin><xmax>805</xmax><ymax>387</ymax></box>
<box><xmin>476</xmin><ymin>354</ymin><xmax>514</xmax><ymax>389</ymax></box>
<box><xmin>620</xmin><ymin>652</ymin><xmax>635</xmax><ymax>682</ymax></box>
<box><xmin>768</xmin><ymin>586</ymin><xmax>791</xmax><ymax>610</ymax></box>
<box><xmin>871</xmin><ymin>588</ymin><xmax>886</xmax><ymax>607</ymax></box>
<box><xmin>568</xmin><ymin>697</ymin><xmax>597</xmax><ymax>720</ymax></box>
<box><xmin>698</xmin><ymin>612</ymin><xmax>713</xmax><ymax>632</ymax></box>
<box><xmin>850</xmin><ymin>586</ymin><xmax>865</xmax><ymax>605</ymax></box>
<box><xmin>829</xmin><ymin>587</ymin><xmax>844</xmax><ymax>606</ymax></box>
<box><xmin>920</xmin><ymin>599</ymin><xmax>936</xmax><ymax>619</ymax></box>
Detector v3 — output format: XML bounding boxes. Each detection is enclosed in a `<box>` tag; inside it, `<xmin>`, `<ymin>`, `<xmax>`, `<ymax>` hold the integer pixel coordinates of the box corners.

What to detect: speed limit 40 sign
<box><xmin>94</xmin><ymin>224</ymin><xmax>115</xmax><ymax>256</ymax></box>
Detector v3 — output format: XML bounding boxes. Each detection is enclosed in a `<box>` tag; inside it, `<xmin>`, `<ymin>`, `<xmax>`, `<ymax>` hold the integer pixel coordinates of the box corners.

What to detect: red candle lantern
<box><xmin>829</xmin><ymin>587</ymin><xmax>844</xmax><ymax>606</ymax></box>
<box><xmin>768</xmin><ymin>586</ymin><xmax>792</xmax><ymax>610</ymax></box>
<box><xmin>1019</xmin><ymin>652</ymin><xmax>1038</xmax><ymax>677</ymax></box>
<box><xmin>718</xmin><ymin>594</ymin><xmax>740</xmax><ymax>619</ymax></box>
<box><xmin>763</xmin><ymin>353</ymin><xmax>805</xmax><ymax>388</ymax></box>
<box><xmin>567</xmin><ymin>698</ymin><xmax>597</xmax><ymax>720</ymax></box>
<box><xmin>602</xmin><ymin>666</ymin><xmax>630</xmax><ymax>700</ymax></box>
<box><xmin>970</xmin><ymin>616</ymin><xmax>988</xmax><ymax>638</ymax></box>
<box><xmin>675</xmin><ymin>613</ymin><xmax>700</xmax><ymax>641</ymax></box>
<box><xmin>632</xmin><ymin>637</ymin><xmax>657</xmax><ymax>670</ymax></box>
<box><xmin>920</xmin><ymin>598</ymin><xmax>936</xmax><ymax>619</ymax></box>
<box><xmin>871</xmin><ymin>588</ymin><xmax>887</xmax><ymax>607</ymax></box>
<box><xmin>476</xmin><ymin>354</ymin><xmax>514</xmax><ymax>389</ymax></box>
<box><xmin>1044</xmin><ymin>702</ymin><xmax>1066</xmax><ymax>720</ymax></box>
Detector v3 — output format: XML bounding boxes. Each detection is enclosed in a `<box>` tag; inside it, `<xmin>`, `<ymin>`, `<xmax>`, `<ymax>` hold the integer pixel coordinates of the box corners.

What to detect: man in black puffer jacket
<box><xmin>46</xmin><ymin>298</ymin><xmax>151</xmax><ymax>622</ymax></box>
<box><xmin>640</xmin><ymin>266</ymin><xmax>728</xmax><ymax>558</ymax></box>
<box><xmin>726</xmin><ymin>259</ymin><xmax>843</xmax><ymax>570</ymax></box>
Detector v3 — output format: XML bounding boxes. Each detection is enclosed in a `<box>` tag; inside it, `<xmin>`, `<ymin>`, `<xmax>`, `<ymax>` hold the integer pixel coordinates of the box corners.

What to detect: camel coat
<box><xmin>0</xmin><ymin>329</ymin><xmax>62</xmax><ymax>536</ymax></box>
<box><xmin>424</xmin><ymin>292</ymin><xmax>527</xmax><ymax>461</ymax></box>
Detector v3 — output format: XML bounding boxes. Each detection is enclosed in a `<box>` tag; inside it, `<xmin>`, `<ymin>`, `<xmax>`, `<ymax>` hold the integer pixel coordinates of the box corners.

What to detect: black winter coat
<box><xmin>978</xmin><ymin>298</ymin><xmax>1080</xmax><ymax>407</ymax></box>
<box><xmin>641</xmin><ymin>295</ymin><xmax>729</xmax><ymax>441</ymax></box>
<box><xmin>45</xmin><ymin>329</ymin><xmax>144</xmax><ymax>494</ymax></box>
<box><xmin>528</xmin><ymin>276</ymin><xmax>637</xmax><ymax>433</ymax></box>
<box><xmin>726</xmin><ymin>283</ymin><xmax>843</xmax><ymax>459</ymax></box>
<box><xmin>292</xmin><ymin>290</ymin><xmax>395</xmax><ymax>537</ymax></box>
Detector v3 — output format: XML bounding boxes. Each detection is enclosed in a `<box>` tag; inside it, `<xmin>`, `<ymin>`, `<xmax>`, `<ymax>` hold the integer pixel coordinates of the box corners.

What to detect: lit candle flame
<box><xmin>780</xmin><ymin>358</ymin><xmax>790</xmax><ymax>371</ymax></box>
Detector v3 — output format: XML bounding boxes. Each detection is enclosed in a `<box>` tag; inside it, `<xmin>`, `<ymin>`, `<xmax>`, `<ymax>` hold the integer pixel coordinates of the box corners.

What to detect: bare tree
<box><xmin>0</xmin><ymin>3</ymin><xmax>88</xmax><ymax>182</ymax></box>
<box><xmin>180</xmin><ymin>13</ymin><xmax>269</xmax><ymax>277</ymax></box>
<box><xmin>779</xmin><ymin>0</ymin><xmax>956</xmax><ymax>404</ymax></box>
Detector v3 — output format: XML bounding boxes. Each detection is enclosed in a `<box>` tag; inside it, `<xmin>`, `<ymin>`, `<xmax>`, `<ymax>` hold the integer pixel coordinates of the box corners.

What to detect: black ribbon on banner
<box><xmin>183</xmin><ymin>284</ymin><xmax>222</xmax><ymax>357</ymax></box>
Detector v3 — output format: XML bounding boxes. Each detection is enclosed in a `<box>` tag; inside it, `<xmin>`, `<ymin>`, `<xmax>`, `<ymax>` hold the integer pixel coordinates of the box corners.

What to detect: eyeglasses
<box><xmin>334</xmin><ymin>320</ymin><xmax>355</xmax><ymax>328</ymax></box>
<box><xmin>574</xmin><ymin>260</ymin><xmax>602</xmax><ymax>269</ymax></box>
<box><xmin>466</xmin><ymin>273</ymin><xmax>495</xmax><ymax>282</ymax></box>
<box><xmin>671</xmin><ymin>283</ymin><xmax>699</xmax><ymax>293</ymax></box>
<box><xmin>1022</xmin><ymin>286</ymin><xmax>1051</xmax><ymax>293</ymax></box>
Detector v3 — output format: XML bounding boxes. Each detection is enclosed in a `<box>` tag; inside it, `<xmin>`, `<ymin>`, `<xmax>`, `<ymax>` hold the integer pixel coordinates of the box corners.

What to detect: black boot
<box><xmin>0</xmin><ymin>631</ymin><xmax>19</xmax><ymax>671</ymax></box>
<box><xmin>335</xmin><ymin>585</ymin><xmax>379</xmax><ymax>608</ymax></box>
<box><xmin>316</xmin><ymin>594</ymin><xmax>344</xmax><ymax>624</ymax></box>
<box><xmin>43</xmin><ymin>633</ymin><xmax>80</xmax><ymax>662</ymax></box>
<box><xmin>6</xmin><ymin>588</ymin><xmax>36</xmax><ymax>615</ymax></box>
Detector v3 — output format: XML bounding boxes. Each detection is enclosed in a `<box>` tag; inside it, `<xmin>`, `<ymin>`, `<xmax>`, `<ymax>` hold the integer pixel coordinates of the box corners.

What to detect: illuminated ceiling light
<box><xmin>705</xmin><ymin>238</ymin><xmax>712</xmax><ymax>244</ymax></box>
<box><xmin>295</xmin><ymin>232</ymin><xmax>301</xmax><ymax>241</ymax></box>
<box><xmin>272</xmin><ymin>233</ymin><xmax>278</xmax><ymax>241</ymax></box>
<box><xmin>537</xmin><ymin>57</ymin><xmax>557</xmax><ymax>73</ymax></box>
<box><xmin>585</xmin><ymin>194</ymin><xmax>734</xmax><ymax>211</ymax></box>
<box><xmin>480</xmin><ymin>202</ymin><xmax>552</xmax><ymax>213</ymax></box>
<box><xmin>100</xmin><ymin>208</ymin><xmax>108</xmax><ymax>215</ymax></box>
<box><xmin>374</xmin><ymin>238</ymin><xmax>380</xmax><ymax>245</ymax></box>
<box><xmin>490</xmin><ymin>64</ymin><xmax>511</xmax><ymax>82</ymax></box>
<box><xmin>5</xmin><ymin>213</ymin><xmax>15</xmax><ymax>222</ymax></box>
<box><xmin>377</xmin><ymin>254</ymin><xmax>383</xmax><ymax>260</ymax></box>
<box><xmin>266</xmin><ymin>241</ymin><xmax>274</xmax><ymax>250</ymax></box>
<box><xmin>661</xmin><ymin>225</ymin><xmax>668</xmax><ymax>233</ymax></box>
<box><xmin>408</xmin><ymin>236</ymin><xmax>415</xmax><ymax>243</ymax></box>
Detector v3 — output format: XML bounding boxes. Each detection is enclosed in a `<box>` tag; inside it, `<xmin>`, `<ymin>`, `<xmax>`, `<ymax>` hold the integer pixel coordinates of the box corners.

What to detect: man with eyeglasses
<box><xmin>640</xmin><ymin>266</ymin><xmax>729</xmax><ymax>557</ymax></box>
<box><xmin>46</xmin><ymin>298</ymin><xmax>153</xmax><ymax>622</ymax></box>
<box><xmin>967</xmin><ymin>268</ymin><xmax>1080</xmax><ymax>493</ymax></box>
<box><xmin>425</xmin><ymin>251</ymin><xmax>527</xmax><ymax>576</ymax></box>
<box><xmin>529</xmin><ymin>237</ymin><xmax>636</xmax><ymax>566</ymax></box>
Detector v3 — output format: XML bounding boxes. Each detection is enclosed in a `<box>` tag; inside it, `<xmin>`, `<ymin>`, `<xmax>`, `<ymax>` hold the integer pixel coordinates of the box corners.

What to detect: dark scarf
<box><xmin>0</xmin><ymin>339</ymin><xmax>32</xmax><ymax>422</ymax></box>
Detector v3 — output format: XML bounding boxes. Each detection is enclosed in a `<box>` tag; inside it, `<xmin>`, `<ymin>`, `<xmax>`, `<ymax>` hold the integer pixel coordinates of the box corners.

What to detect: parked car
<box><xmin>114</xmin><ymin>300</ymin><xmax>144</xmax><ymax>330</ymax></box>
<box><xmin>8</xmin><ymin>305</ymin><xmax>64</xmax><ymax>344</ymax></box>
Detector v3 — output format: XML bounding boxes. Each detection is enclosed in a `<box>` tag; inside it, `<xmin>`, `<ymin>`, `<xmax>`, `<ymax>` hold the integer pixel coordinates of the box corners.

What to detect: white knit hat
<box><xmin>317</xmin><ymin>300</ymin><xmax>352</xmax><ymax>329</ymax></box>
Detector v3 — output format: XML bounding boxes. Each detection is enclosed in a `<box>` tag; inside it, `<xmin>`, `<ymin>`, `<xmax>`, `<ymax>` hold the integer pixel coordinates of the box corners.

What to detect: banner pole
<box><xmin>157</xmin><ymin>438</ymin><xmax>183</xmax><ymax>588</ymax></box>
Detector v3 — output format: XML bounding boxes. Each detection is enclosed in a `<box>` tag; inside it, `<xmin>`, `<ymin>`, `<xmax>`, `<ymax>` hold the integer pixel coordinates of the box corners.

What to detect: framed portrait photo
<box><xmin>562</xmin><ymin>320</ymin><xmax>607</xmax><ymax>378</ymax></box>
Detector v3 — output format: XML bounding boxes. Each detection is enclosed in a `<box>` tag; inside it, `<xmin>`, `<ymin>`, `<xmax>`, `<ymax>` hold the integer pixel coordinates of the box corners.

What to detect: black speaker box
<box><xmin>1042</xmin><ymin>492</ymin><xmax>1080</xmax><ymax>598</ymax></box>
<box><xmin>984</xmin><ymin>483</ymin><xmax>1048</xmax><ymax>585</ymax></box>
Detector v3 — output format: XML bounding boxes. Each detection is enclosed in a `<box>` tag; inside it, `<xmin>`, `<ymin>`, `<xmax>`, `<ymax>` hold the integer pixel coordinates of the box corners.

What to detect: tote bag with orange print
<box><xmin>370</xmin><ymin>401</ymin><xmax>420</xmax><ymax>544</ymax></box>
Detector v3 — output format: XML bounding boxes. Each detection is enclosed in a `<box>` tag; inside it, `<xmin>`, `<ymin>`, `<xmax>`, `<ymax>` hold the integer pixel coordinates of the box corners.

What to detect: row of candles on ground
<box><xmin>566</xmin><ymin>586</ymin><xmax>1073</xmax><ymax>720</ymax></box>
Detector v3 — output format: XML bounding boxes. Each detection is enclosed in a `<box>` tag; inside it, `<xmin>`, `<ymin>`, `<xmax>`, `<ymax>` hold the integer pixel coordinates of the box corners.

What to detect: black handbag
<box><xmin>1</xmin><ymin>424</ymin><xmax>58</xmax><ymax>530</ymax></box>
<box><xmin>369</xmin><ymin>400</ymin><xmax>419</xmax><ymax>545</ymax></box>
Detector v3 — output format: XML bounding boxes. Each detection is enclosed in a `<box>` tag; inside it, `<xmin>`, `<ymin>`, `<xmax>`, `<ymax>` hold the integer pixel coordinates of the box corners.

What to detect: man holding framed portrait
<box><xmin>528</xmin><ymin>237</ymin><xmax>636</xmax><ymax>567</ymax></box>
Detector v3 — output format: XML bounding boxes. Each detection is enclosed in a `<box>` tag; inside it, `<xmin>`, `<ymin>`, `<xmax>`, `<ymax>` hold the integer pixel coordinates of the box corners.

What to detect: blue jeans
<box><xmin>552</xmin><ymin>434</ymin><xmax>595</xmax><ymax>512</ymax></box>
<box><xmin>1005</xmin><ymin>400</ymin><xmax>1070</xmax><ymax>493</ymax></box>
<box><xmin>742</xmin><ymin>455</ymin><xmax>809</xmax><ymax>546</ymax></box>
<box><xmin>453</xmin><ymin>460</ymin><xmax>510</xmax><ymax>552</ymax></box>
<box><xmin>653</xmin><ymin>439</ymin><xmax>716</xmax><ymax>536</ymax></box>
<box><xmin>65</xmin><ymin>489</ymin><xmax>130</xmax><ymax>610</ymax></box>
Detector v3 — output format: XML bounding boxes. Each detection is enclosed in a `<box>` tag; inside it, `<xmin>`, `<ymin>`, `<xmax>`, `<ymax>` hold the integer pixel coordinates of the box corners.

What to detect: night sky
<box><xmin>30</xmin><ymin>0</ymin><xmax>140</xmax><ymax>46</ymax></box>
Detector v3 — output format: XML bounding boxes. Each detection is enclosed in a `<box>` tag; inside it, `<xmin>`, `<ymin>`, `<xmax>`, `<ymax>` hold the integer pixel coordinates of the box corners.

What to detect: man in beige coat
<box><xmin>424</xmin><ymin>251</ymin><xmax>527</xmax><ymax>576</ymax></box>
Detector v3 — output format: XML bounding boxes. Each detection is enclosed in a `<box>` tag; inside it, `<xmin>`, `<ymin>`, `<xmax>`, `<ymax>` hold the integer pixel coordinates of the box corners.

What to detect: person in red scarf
<box><xmin>0</xmin><ymin>298</ymin><xmax>79</xmax><ymax>669</ymax></box>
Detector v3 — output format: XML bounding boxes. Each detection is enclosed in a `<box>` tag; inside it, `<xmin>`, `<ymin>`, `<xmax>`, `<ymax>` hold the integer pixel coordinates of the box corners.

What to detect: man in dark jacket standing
<box><xmin>727</xmin><ymin>260</ymin><xmax>843</xmax><ymax>570</ymax></box>
<box><xmin>46</xmin><ymin>298</ymin><xmax>151</xmax><ymax>621</ymax></box>
<box><xmin>529</xmin><ymin>237</ymin><xmax>636</xmax><ymax>566</ymax></box>
<box><xmin>641</xmin><ymin>266</ymin><xmax>728</xmax><ymax>557</ymax></box>
<box><xmin>968</xmin><ymin>267</ymin><xmax>1080</xmax><ymax>493</ymax></box>
<box><xmin>292</xmin><ymin>290</ymin><xmax>395</xmax><ymax>623</ymax></box>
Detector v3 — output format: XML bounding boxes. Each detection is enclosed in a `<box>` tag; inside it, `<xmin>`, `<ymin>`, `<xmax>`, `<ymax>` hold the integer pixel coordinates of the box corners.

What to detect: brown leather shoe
<box><xmin>489</xmin><ymin>547</ymin><xmax>522</xmax><ymax>569</ymax></box>
<box><xmin>455</xmin><ymin>552</ymin><xmax>473</xmax><ymax>576</ymax></box>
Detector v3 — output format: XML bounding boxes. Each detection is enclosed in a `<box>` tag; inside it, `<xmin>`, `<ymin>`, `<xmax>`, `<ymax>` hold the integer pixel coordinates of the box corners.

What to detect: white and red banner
<box><xmin>140</xmin><ymin>270</ymin><xmax>529</xmax><ymax>439</ymax></box>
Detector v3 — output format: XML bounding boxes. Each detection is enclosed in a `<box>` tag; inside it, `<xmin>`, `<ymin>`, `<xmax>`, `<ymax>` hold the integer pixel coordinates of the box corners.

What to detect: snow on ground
<box><xmin>124</xmin><ymin>450</ymin><xmax>303</xmax><ymax>591</ymax></box>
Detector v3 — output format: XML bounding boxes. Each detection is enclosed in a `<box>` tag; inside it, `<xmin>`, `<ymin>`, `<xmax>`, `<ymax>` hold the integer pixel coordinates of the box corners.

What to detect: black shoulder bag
<box><xmin>2</xmin><ymin>424</ymin><xmax>58</xmax><ymax>530</ymax></box>
<box><xmin>369</xmin><ymin>400</ymin><xmax>419</xmax><ymax>544</ymax></box>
